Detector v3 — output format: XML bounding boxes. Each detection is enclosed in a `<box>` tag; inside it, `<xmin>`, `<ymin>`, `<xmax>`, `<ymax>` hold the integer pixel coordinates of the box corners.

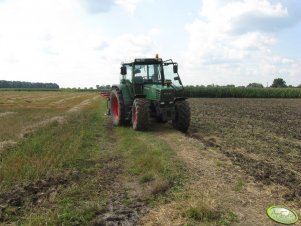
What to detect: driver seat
<box><xmin>133</xmin><ymin>76</ymin><xmax>144</xmax><ymax>94</ymax></box>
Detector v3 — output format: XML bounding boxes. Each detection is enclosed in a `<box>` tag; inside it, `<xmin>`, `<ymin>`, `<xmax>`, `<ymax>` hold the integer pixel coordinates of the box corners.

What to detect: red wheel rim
<box><xmin>133</xmin><ymin>106</ymin><xmax>137</xmax><ymax>126</ymax></box>
<box><xmin>111</xmin><ymin>95</ymin><xmax>119</xmax><ymax>120</ymax></box>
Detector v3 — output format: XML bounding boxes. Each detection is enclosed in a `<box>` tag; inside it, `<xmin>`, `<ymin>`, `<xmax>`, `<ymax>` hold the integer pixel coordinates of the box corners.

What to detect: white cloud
<box><xmin>0</xmin><ymin>0</ymin><xmax>108</xmax><ymax>87</ymax></box>
<box><xmin>183</xmin><ymin>0</ymin><xmax>301</xmax><ymax>86</ymax></box>
<box><xmin>80</xmin><ymin>0</ymin><xmax>115</xmax><ymax>14</ymax></box>
<box><xmin>0</xmin><ymin>0</ymin><xmax>159</xmax><ymax>88</ymax></box>
<box><xmin>80</xmin><ymin>0</ymin><xmax>144</xmax><ymax>14</ymax></box>
<box><xmin>115</xmin><ymin>0</ymin><xmax>143</xmax><ymax>14</ymax></box>
<box><xmin>94</xmin><ymin>30</ymin><xmax>160</xmax><ymax>85</ymax></box>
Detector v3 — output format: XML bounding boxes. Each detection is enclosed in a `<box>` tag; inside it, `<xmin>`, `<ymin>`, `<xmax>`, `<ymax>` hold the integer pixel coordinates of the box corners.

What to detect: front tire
<box><xmin>132</xmin><ymin>98</ymin><xmax>150</xmax><ymax>131</ymax></box>
<box><xmin>110</xmin><ymin>89</ymin><xmax>125</xmax><ymax>126</ymax></box>
<box><xmin>172</xmin><ymin>100</ymin><xmax>190</xmax><ymax>133</ymax></box>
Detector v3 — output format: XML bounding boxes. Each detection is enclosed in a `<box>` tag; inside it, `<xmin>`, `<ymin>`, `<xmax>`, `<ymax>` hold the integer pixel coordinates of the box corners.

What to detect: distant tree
<box><xmin>297</xmin><ymin>84</ymin><xmax>301</xmax><ymax>88</ymax></box>
<box><xmin>271</xmin><ymin>78</ymin><xmax>287</xmax><ymax>88</ymax></box>
<box><xmin>225</xmin><ymin>84</ymin><xmax>235</xmax><ymax>88</ymax></box>
<box><xmin>247</xmin><ymin>83</ymin><xmax>264</xmax><ymax>88</ymax></box>
<box><xmin>0</xmin><ymin>80</ymin><xmax>59</xmax><ymax>89</ymax></box>
<box><xmin>96</xmin><ymin>85</ymin><xmax>100</xmax><ymax>90</ymax></box>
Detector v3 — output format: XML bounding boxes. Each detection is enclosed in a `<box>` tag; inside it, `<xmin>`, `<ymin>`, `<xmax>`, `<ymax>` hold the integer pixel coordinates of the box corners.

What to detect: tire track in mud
<box><xmin>0</xmin><ymin>173</ymin><xmax>72</xmax><ymax>222</ymax></box>
<box><xmin>188</xmin><ymin>133</ymin><xmax>301</xmax><ymax>201</ymax></box>
<box><xmin>93</xmin><ymin>179</ymin><xmax>148</xmax><ymax>226</ymax></box>
<box><xmin>0</xmin><ymin>155</ymin><xmax>147</xmax><ymax>225</ymax></box>
<box><xmin>90</xmin><ymin>119</ymin><xmax>148</xmax><ymax>226</ymax></box>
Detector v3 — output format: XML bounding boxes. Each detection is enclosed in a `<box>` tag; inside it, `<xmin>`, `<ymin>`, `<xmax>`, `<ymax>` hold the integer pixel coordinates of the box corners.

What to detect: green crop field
<box><xmin>183</xmin><ymin>87</ymin><xmax>301</xmax><ymax>98</ymax></box>
<box><xmin>0</xmin><ymin>91</ymin><xmax>300</xmax><ymax>225</ymax></box>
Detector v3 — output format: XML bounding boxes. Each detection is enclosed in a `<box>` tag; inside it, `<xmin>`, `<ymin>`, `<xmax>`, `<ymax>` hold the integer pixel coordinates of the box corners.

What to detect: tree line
<box><xmin>0</xmin><ymin>80</ymin><xmax>59</xmax><ymax>89</ymax></box>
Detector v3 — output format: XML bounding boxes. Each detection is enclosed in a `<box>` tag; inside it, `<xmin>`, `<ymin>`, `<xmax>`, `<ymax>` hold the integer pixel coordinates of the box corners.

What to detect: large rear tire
<box><xmin>172</xmin><ymin>100</ymin><xmax>190</xmax><ymax>133</ymax></box>
<box><xmin>110</xmin><ymin>89</ymin><xmax>125</xmax><ymax>126</ymax></box>
<box><xmin>132</xmin><ymin>98</ymin><xmax>150</xmax><ymax>131</ymax></box>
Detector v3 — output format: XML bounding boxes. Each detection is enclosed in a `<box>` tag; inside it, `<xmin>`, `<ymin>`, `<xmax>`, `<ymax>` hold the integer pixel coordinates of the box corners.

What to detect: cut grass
<box><xmin>185</xmin><ymin>205</ymin><xmax>239</xmax><ymax>226</ymax></box>
<box><xmin>0</xmin><ymin>100</ymin><xmax>114</xmax><ymax>224</ymax></box>
<box><xmin>0</xmin><ymin>105</ymin><xmax>101</xmax><ymax>190</ymax></box>
<box><xmin>1</xmin><ymin>94</ymin><xmax>187</xmax><ymax>225</ymax></box>
<box><xmin>234</xmin><ymin>178</ymin><xmax>245</xmax><ymax>192</ymax></box>
<box><xmin>0</xmin><ymin>91</ymin><xmax>98</xmax><ymax>143</ymax></box>
<box><xmin>116</xmin><ymin>128</ymin><xmax>187</xmax><ymax>197</ymax></box>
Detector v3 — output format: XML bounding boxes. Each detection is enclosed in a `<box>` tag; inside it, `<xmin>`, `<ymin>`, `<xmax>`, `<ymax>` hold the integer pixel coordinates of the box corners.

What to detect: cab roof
<box><xmin>122</xmin><ymin>58</ymin><xmax>163</xmax><ymax>66</ymax></box>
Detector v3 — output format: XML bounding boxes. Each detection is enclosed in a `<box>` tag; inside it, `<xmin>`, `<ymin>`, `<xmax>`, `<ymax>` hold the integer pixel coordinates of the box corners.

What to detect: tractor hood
<box><xmin>143</xmin><ymin>84</ymin><xmax>175</xmax><ymax>102</ymax></box>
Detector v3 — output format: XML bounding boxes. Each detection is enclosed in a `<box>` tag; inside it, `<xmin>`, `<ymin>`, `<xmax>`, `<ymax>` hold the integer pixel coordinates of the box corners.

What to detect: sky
<box><xmin>0</xmin><ymin>0</ymin><xmax>300</xmax><ymax>88</ymax></box>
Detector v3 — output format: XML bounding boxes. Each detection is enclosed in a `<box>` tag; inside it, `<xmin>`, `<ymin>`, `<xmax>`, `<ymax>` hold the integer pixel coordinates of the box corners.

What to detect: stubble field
<box><xmin>0</xmin><ymin>91</ymin><xmax>300</xmax><ymax>225</ymax></box>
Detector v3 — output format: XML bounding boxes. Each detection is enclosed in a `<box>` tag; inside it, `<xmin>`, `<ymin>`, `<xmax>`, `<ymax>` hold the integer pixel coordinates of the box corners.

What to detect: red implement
<box><xmin>100</xmin><ymin>91</ymin><xmax>110</xmax><ymax>99</ymax></box>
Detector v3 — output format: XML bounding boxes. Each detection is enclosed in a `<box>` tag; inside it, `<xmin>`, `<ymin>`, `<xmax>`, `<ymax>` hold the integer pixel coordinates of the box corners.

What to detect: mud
<box><xmin>0</xmin><ymin>154</ymin><xmax>148</xmax><ymax>225</ymax></box>
<box><xmin>0</xmin><ymin>173</ymin><xmax>73</xmax><ymax>221</ymax></box>
<box><xmin>93</xmin><ymin>180</ymin><xmax>148</xmax><ymax>226</ymax></box>
<box><xmin>93</xmin><ymin>121</ymin><xmax>148</xmax><ymax>226</ymax></box>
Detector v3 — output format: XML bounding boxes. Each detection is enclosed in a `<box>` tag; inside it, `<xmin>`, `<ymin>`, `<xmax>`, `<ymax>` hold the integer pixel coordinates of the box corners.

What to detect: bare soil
<box><xmin>188</xmin><ymin>98</ymin><xmax>301</xmax><ymax>201</ymax></box>
<box><xmin>142</xmin><ymin>98</ymin><xmax>301</xmax><ymax>226</ymax></box>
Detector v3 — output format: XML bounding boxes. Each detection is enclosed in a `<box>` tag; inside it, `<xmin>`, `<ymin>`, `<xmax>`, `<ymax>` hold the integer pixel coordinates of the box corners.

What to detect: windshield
<box><xmin>133</xmin><ymin>64</ymin><xmax>162</xmax><ymax>84</ymax></box>
<box><xmin>163</xmin><ymin>64</ymin><xmax>183</xmax><ymax>90</ymax></box>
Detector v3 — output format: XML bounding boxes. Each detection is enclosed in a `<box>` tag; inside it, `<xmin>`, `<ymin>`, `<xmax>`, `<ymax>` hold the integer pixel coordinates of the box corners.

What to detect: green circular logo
<box><xmin>267</xmin><ymin>206</ymin><xmax>299</xmax><ymax>225</ymax></box>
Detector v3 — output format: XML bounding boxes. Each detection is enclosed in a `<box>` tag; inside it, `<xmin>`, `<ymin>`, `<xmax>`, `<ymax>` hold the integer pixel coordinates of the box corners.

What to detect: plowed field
<box><xmin>189</xmin><ymin>98</ymin><xmax>301</xmax><ymax>200</ymax></box>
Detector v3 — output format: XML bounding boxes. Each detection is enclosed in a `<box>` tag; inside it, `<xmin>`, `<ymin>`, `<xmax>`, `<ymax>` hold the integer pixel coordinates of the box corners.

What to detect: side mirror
<box><xmin>173</xmin><ymin>64</ymin><xmax>178</xmax><ymax>73</ymax></box>
<box><xmin>121</xmin><ymin>66</ymin><xmax>127</xmax><ymax>75</ymax></box>
<box><xmin>174</xmin><ymin>76</ymin><xmax>183</xmax><ymax>85</ymax></box>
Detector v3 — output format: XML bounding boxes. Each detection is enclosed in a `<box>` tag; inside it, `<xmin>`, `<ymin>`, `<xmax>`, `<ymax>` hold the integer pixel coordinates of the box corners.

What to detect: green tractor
<box><xmin>107</xmin><ymin>56</ymin><xmax>190</xmax><ymax>132</ymax></box>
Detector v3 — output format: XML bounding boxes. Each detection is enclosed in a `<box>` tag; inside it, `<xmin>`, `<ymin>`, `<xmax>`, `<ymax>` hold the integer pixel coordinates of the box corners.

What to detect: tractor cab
<box><xmin>120</xmin><ymin>57</ymin><xmax>183</xmax><ymax>97</ymax></box>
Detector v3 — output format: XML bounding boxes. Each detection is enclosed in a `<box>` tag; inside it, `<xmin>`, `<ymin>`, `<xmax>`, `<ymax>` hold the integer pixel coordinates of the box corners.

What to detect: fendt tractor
<box><xmin>105</xmin><ymin>55</ymin><xmax>190</xmax><ymax>132</ymax></box>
